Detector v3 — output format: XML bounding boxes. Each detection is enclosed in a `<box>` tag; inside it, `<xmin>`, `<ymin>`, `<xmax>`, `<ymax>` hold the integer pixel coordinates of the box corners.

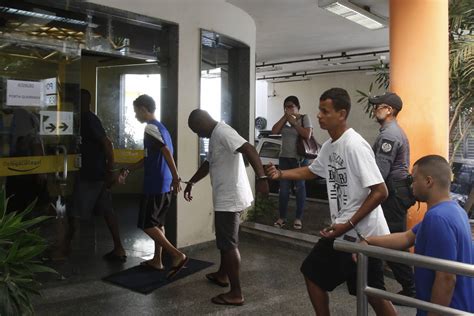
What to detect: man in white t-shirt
<box><xmin>184</xmin><ymin>109</ymin><xmax>269</xmax><ymax>306</ymax></box>
<box><xmin>266</xmin><ymin>88</ymin><xmax>396</xmax><ymax>316</ymax></box>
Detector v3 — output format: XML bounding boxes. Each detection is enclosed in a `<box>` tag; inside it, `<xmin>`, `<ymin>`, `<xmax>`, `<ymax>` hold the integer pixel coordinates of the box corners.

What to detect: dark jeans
<box><xmin>382</xmin><ymin>194</ymin><xmax>415</xmax><ymax>292</ymax></box>
<box><xmin>278</xmin><ymin>157</ymin><xmax>306</xmax><ymax>220</ymax></box>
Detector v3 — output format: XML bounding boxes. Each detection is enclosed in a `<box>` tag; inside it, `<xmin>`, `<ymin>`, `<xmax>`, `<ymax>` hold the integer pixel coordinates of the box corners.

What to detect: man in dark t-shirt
<box><xmin>67</xmin><ymin>89</ymin><xmax>126</xmax><ymax>261</ymax></box>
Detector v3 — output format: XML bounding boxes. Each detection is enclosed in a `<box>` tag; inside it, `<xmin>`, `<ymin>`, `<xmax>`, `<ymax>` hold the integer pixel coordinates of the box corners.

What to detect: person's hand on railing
<box><xmin>352</xmin><ymin>239</ymin><xmax>369</xmax><ymax>263</ymax></box>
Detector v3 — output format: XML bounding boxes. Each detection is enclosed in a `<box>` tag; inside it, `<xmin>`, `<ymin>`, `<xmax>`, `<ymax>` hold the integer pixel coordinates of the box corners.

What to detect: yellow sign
<box><xmin>0</xmin><ymin>155</ymin><xmax>79</xmax><ymax>177</ymax></box>
<box><xmin>0</xmin><ymin>149</ymin><xmax>143</xmax><ymax>177</ymax></box>
<box><xmin>114</xmin><ymin>149</ymin><xmax>144</xmax><ymax>163</ymax></box>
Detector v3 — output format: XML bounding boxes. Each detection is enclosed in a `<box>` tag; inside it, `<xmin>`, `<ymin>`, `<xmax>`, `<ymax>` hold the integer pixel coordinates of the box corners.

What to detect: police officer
<box><xmin>370</xmin><ymin>92</ymin><xmax>416</xmax><ymax>298</ymax></box>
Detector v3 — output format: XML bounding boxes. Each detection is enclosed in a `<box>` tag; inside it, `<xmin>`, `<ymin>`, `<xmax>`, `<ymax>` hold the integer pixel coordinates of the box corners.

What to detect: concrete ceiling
<box><xmin>227</xmin><ymin>0</ymin><xmax>390</xmax><ymax>80</ymax></box>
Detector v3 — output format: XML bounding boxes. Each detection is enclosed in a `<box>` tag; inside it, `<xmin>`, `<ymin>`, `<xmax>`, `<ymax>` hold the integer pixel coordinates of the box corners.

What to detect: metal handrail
<box><xmin>334</xmin><ymin>240</ymin><xmax>474</xmax><ymax>316</ymax></box>
<box><xmin>55</xmin><ymin>145</ymin><xmax>68</xmax><ymax>181</ymax></box>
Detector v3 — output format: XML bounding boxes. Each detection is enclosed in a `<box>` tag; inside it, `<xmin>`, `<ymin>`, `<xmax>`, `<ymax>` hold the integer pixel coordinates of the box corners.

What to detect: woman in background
<box><xmin>271</xmin><ymin>96</ymin><xmax>313</xmax><ymax>230</ymax></box>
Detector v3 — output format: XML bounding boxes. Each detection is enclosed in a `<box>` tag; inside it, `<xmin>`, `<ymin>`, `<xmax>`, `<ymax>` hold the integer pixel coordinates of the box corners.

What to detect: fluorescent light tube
<box><xmin>320</xmin><ymin>1</ymin><xmax>386</xmax><ymax>30</ymax></box>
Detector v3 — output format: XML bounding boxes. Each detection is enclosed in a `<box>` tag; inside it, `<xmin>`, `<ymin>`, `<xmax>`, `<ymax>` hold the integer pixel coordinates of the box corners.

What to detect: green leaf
<box><xmin>0</xmin><ymin>188</ymin><xmax>5</xmax><ymax>220</ymax></box>
<box><xmin>356</xmin><ymin>89</ymin><xmax>368</xmax><ymax>97</ymax></box>
<box><xmin>0</xmin><ymin>283</ymin><xmax>19</xmax><ymax>316</ymax></box>
<box><xmin>15</xmin><ymin>198</ymin><xmax>37</xmax><ymax>219</ymax></box>
<box><xmin>19</xmin><ymin>215</ymin><xmax>52</xmax><ymax>231</ymax></box>
<box><xmin>5</xmin><ymin>240</ymin><xmax>20</xmax><ymax>262</ymax></box>
<box><xmin>27</xmin><ymin>263</ymin><xmax>57</xmax><ymax>275</ymax></box>
<box><xmin>14</xmin><ymin>244</ymin><xmax>48</xmax><ymax>262</ymax></box>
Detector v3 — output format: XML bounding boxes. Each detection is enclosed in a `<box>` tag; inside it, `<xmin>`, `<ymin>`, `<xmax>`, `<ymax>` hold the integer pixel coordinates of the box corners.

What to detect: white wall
<box><xmin>265</xmin><ymin>72</ymin><xmax>385</xmax><ymax>145</ymax></box>
<box><xmin>90</xmin><ymin>0</ymin><xmax>256</xmax><ymax>247</ymax></box>
<box><xmin>255</xmin><ymin>80</ymin><xmax>268</xmax><ymax>135</ymax></box>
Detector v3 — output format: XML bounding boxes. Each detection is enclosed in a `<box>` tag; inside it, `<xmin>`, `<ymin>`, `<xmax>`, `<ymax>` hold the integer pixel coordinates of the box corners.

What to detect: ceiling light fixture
<box><xmin>318</xmin><ymin>0</ymin><xmax>387</xmax><ymax>30</ymax></box>
<box><xmin>0</xmin><ymin>6</ymin><xmax>98</xmax><ymax>27</ymax></box>
<box><xmin>256</xmin><ymin>65</ymin><xmax>283</xmax><ymax>73</ymax></box>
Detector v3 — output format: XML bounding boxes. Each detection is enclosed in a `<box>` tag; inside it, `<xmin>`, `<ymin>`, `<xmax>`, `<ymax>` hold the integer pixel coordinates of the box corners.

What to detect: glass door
<box><xmin>0</xmin><ymin>7</ymin><xmax>82</xmax><ymax>212</ymax></box>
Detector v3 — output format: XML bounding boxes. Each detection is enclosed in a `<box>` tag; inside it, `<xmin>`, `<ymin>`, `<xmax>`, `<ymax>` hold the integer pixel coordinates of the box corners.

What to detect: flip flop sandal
<box><xmin>273</xmin><ymin>220</ymin><xmax>286</xmax><ymax>228</ymax></box>
<box><xmin>211</xmin><ymin>294</ymin><xmax>244</xmax><ymax>306</ymax></box>
<box><xmin>293</xmin><ymin>221</ymin><xmax>303</xmax><ymax>230</ymax></box>
<box><xmin>140</xmin><ymin>260</ymin><xmax>165</xmax><ymax>271</ymax></box>
<box><xmin>206</xmin><ymin>273</ymin><xmax>229</xmax><ymax>287</ymax></box>
<box><xmin>167</xmin><ymin>256</ymin><xmax>189</xmax><ymax>279</ymax></box>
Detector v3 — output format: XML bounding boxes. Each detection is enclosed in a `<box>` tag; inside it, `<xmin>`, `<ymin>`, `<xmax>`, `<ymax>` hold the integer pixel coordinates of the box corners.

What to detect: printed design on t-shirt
<box><xmin>328</xmin><ymin>152</ymin><xmax>348</xmax><ymax>219</ymax></box>
<box><xmin>379</xmin><ymin>139</ymin><xmax>394</xmax><ymax>155</ymax></box>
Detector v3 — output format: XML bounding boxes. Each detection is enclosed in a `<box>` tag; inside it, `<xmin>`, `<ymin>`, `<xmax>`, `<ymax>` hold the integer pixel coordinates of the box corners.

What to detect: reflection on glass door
<box><xmin>0</xmin><ymin>36</ymin><xmax>81</xmax><ymax>213</ymax></box>
<box><xmin>96</xmin><ymin>63</ymin><xmax>161</xmax><ymax>149</ymax></box>
<box><xmin>122</xmin><ymin>74</ymin><xmax>161</xmax><ymax>148</ymax></box>
<box><xmin>199</xmin><ymin>30</ymin><xmax>250</xmax><ymax>163</ymax></box>
<box><xmin>200</xmin><ymin>68</ymin><xmax>221</xmax><ymax>122</ymax></box>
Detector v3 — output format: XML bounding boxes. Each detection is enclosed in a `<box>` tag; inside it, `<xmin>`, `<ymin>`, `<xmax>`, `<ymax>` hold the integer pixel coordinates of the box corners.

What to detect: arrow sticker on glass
<box><xmin>40</xmin><ymin>111</ymin><xmax>73</xmax><ymax>135</ymax></box>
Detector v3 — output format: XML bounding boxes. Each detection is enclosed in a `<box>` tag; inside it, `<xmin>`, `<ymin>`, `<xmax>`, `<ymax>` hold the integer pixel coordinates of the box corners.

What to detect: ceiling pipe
<box><xmin>257</xmin><ymin>66</ymin><xmax>389</xmax><ymax>81</ymax></box>
<box><xmin>256</xmin><ymin>49</ymin><xmax>389</xmax><ymax>68</ymax></box>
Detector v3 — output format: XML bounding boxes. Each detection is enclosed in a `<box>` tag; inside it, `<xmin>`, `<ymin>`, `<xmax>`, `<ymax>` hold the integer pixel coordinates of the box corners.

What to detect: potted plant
<box><xmin>0</xmin><ymin>188</ymin><xmax>56</xmax><ymax>315</ymax></box>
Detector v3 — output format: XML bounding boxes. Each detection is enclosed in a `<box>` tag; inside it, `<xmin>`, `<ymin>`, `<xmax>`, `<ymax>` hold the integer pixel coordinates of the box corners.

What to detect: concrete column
<box><xmin>389</xmin><ymin>0</ymin><xmax>449</xmax><ymax>227</ymax></box>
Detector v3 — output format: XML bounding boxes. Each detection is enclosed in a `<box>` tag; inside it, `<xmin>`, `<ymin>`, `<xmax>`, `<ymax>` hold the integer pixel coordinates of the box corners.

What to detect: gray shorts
<box><xmin>72</xmin><ymin>178</ymin><xmax>114</xmax><ymax>220</ymax></box>
<box><xmin>215</xmin><ymin>211</ymin><xmax>241</xmax><ymax>251</ymax></box>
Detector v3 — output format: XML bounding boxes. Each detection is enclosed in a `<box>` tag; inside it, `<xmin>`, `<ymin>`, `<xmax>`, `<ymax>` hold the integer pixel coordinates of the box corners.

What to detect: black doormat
<box><xmin>103</xmin><ymin>258</ymin><xmax>214</xmax><ymax>294</ymax></box>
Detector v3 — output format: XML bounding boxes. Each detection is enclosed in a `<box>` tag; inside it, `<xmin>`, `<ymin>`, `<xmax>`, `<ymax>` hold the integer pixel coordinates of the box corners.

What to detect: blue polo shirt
<box><xmin>143</xmin><ymin>120</ymin><xmax>173</xmax><ymax>195</ymax></box>
<box><xmin>412</xmin><ymin>200</ymin><xmax>474</xmax><ymax>315</ymax></box>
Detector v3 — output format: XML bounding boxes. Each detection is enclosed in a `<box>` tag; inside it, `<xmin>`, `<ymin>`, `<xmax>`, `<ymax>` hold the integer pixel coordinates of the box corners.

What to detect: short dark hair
<box><xmin>414</xmin><ymin>155</ymin><xmax>452</xmax><ymax>189</ymax></box>
<box><xmin>133</xmin><ymin>94</ymin><xmax>156</xmax><ymax>113</ymax></box>
<box><xmin>80</xmin><ymin>89</ymin><xmax>91</xmax><ymax>105</ymax></box>
<box><xmin>320</xmin><ymin>88</ymin><xmax>351</xmax><ymax>118</ymax></box>
<box><xmin>284</xmin><ymin>95</ymin><xmax>300</xmax><ymax>110</ymax></box>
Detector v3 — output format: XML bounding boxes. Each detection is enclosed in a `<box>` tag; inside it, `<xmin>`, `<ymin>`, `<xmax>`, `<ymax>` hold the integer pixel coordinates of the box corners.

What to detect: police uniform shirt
<box><xmin>373</xmin><ymin>120</ymin><xmax>410</xmax><ymax>181</ymax></box>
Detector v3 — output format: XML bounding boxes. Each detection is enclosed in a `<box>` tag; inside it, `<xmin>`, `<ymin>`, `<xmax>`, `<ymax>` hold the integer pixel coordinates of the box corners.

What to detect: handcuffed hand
<box><xmin>319</xmin><ymin>222</ymin><xmax>349</xmax><ymax>239</ymax></box>
<box><xmin>183</xmin><ymin>183</ymin><xmax>193</xmax><ymax>202</ymax></box>
<box><xmin>265</xmin><ymin>162</ymin><xmax>282</xmax><ymax>180</ymax></box>
<box><xmin>117</xmin><ymin>168</ymin><xmax>130</xmax><ymax>184</ymax></box>
<box><xmin>171</xmin><ymin>178</ymin><xmax>182</xmax><ymax>194</ymax></box>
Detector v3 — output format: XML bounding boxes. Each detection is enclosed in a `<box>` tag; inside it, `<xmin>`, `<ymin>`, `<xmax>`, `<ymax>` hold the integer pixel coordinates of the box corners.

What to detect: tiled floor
<box><xmin>33</xmin><ymin>195</ymin><xmax>416</xmax><ymax>315</ymax></box>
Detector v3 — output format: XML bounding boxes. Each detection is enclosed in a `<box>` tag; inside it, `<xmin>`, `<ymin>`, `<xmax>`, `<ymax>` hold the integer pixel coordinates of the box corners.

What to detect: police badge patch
<box><xmin>380</xmin><ymin>139</ymin><xmax>394</xmax><ymax>155</ymax></box>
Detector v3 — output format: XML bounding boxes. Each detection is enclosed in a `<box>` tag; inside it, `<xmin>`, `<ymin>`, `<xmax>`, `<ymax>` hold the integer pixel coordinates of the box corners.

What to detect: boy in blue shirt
<box><xmin>365</xmin><ymin>155</ymin><xmax>474</xmax><ymax>315</ymax></box>
<box><xmin>120</xmin><ymin>94</ymin><xmax>187</xmax><ymax>278</ymax></box>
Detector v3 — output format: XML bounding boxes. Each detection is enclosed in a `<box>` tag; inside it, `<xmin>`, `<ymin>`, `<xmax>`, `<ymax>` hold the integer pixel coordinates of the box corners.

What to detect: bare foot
<box><xmin>112</xmin><ymin>247</ymin><xmax>126</xmax><ymax>257</ymax></box>
<box><xmin>211</xmin><ymin>292</ymin><xmax>244</xmax><ymax>306</ymax></box>
<box><xmin>140</xmin><ymin>259</ymin><xmax>164</xmax><ymax>270</ymax></box>
<box><xmin>171</xmin><ymin>253</ymin><xmax>186</xmax><ymax>267</ymax></box>
<box><xmin>206</xmin><ymin>272</ymin><xmax>229</xmax><ymax>286</ymax></box>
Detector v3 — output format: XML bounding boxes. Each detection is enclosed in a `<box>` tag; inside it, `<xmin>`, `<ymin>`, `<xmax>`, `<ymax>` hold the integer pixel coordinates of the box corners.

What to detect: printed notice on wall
<box><xmin>40</xmin><ymin>111</ymin><xmax>73</xmax><ymax>135</ymax></box>
<box><xmin>6</xmin><ymin>78</ymin><xmax>58</xmax><ymax>107</ymax></box>
<box><xmin>6</xmin><ymin>80</ymin><xmax>42</xmax><ymax>106</ymax></box>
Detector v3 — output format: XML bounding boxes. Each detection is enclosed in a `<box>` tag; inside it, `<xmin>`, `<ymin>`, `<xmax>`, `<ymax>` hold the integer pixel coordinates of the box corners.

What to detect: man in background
<box><xmin>363</xmin><ymin>155</ymin><xmax>474</xmax><ymax>315</ymax></box>
<box><xmin>68</xmin><ymin>89</ymin><xmax>126</xmax><ymax>261</ymax></box>
<box><xmin>370</xmin><ymin>92</ymin><xmax>416</xmax><ymax>298</ymax></box>
<box><xmin>185</xmin><ymin>109</ymin><xmax>269</xmax><ymax>306</ymax></box>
